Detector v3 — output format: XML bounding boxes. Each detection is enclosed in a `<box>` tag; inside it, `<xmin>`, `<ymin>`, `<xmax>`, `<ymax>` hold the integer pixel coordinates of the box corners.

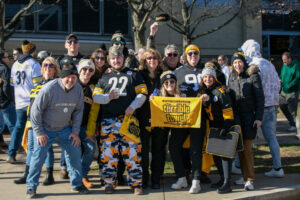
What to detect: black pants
<box><xmin>140</xmin><ymin>127</ymin><xmax>169</xmax><ymax>184</ymax></box>
<box><xmin>280</xmin><ymin>104</ymin><xmax>296</xmax><ymax>126</ymax></box>
<box><xmin>169</xmin><ymin>125</ymin><xmax>206</xmax><ymax>180</ymax></box>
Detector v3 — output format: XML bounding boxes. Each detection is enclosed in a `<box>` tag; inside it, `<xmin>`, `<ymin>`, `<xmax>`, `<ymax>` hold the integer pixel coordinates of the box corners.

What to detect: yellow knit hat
<box><xmin>185</xmin><ymin>44</ymin><xmax>200</xmax><ymax>57</ymax></box>
<box><xmin>21</xmin><ymin>40</ymin><xmax>36</xmax><ymax>54</ymax></box>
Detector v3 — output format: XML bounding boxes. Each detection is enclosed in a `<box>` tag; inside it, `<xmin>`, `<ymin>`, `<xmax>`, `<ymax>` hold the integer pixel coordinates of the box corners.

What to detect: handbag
<box><xmin>206</xmin><ymin>126</ymin><xmax>240</xmax><ymax>158</ymax></box>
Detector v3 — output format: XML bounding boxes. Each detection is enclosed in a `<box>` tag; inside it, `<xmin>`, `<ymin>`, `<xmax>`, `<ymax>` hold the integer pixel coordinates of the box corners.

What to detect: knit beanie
<box><xmin>78</xmin><ymin>59</ymin><xmax>95</xmax><ymax>73</ymax></box>
<box><xmin>185</xmin><ymin>44</ymin><xmax>200</xmax><ymax>57</ymax></box>
<box><xmin>201</xmin><ymin>67</ymin><xmax>216</xmax><ymax>79</ymax></box>
<box><xmin>60</xmin><ymin>63</ymin><xmax>78</xmax><ymax>78</ymax></box>
<box><xmin>22</xmin><ymin>40</ymin><xmax>36</xmax><ymax>54</ymax></box>
<box><xmin>160</xmin><ymin>70</ymin><xmax>177</xmax><ymax>85</ymax></box>
<box><xmin>111</xmin><ymin>31</ymin><xmax>126</xmax><ymax>46</ymax></box>
<box><xmin>231</xmin><ymin>51</ymin><xmax>247</xmax><ymax>65</ymax></box>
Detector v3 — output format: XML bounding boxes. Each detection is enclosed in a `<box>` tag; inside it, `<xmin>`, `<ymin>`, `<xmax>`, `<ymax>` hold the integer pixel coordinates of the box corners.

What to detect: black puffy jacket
<box><xmin>0</xmin><ymin>61</ymin><xmax>14</xmax><ymax>109</ymax></box>
<box><xmin>228</xmin><ymin>65</ymin><xmax>264</xmax><ymax>139</ymax></box>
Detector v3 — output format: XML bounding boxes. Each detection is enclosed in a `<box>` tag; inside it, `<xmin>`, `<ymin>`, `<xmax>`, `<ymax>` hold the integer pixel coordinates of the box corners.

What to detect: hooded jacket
<box><xmin>228</xmin><ymin>64</ymin><xmax>264</xmax><ymax>139</ymax></box>
<box><xmin>0</xmin><ymin>61</ymin><xmax>14</xmax><ymax>108</ymax></box>
<box><xmin>241</xmin><ymin>39</ymin><xmax>280</xmax><ymax>107</ymax></box>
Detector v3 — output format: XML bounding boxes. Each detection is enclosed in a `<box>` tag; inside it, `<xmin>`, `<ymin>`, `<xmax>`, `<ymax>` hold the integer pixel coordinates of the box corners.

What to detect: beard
<box><xmin>64</xmin><ymin>82</ymin><xmax>74</xmax><ymax>90</ymax></box>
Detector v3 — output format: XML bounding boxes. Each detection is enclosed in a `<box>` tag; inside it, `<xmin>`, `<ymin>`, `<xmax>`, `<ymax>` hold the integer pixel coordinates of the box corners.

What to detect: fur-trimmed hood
<box><xmin>246</xmin><ymin>64</ymin><xmax>260</xmax><ymax>75</ymax></box>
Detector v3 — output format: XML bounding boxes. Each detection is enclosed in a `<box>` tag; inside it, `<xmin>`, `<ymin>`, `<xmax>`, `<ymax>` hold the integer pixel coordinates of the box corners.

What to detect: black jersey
<box><xmin>174</xmin><ymin>64</ymin><xmax>203</xmax><ymax>97</ymax></box>
<box><xmin>93</xmin><ymin>68</ymin><xmax>147</xmax><ymax>118</ymax></box>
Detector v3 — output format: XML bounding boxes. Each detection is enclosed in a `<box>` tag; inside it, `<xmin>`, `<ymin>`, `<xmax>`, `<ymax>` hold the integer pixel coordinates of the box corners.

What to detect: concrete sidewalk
<box><xmin>0</xmin><ymin>117</ymin><xmax>299</xmax><ymax>200</ymax></box>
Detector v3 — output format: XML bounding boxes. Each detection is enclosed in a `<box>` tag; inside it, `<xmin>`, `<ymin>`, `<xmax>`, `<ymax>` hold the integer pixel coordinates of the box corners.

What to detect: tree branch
<box><xmin>137</xmin><ymin>0</ymin><xmax>162</xmax><ymax>32</ymax></box>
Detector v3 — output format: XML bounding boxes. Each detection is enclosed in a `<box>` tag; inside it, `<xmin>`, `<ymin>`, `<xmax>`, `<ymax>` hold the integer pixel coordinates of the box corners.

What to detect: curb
<box><xmin>233</xmin><ymin>185</ymin><xmax>300</xmax><ymax>200</ymax></box>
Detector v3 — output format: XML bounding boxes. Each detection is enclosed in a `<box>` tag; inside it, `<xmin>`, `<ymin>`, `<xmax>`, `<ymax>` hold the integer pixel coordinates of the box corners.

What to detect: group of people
<box><xmin>0</xmin><ymin>21</ymin><xmax>299</xmax><ymax>199</ymax></box>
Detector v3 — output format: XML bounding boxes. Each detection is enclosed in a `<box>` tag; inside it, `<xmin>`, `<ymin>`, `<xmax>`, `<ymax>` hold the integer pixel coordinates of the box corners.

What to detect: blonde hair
<box><xmin>41</xmin><ymin>56</ymin><xmax>60</xmax><ymax>78</ymax></box>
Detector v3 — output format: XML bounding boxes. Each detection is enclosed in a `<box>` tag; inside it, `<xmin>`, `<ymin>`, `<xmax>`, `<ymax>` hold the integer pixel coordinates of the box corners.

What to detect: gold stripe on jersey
<box><xmin>205</xmin><ymin>104</ymin><xmax>214</xmax><ymax>121</ymax></box>
<box><xmin>10</xmin><ymin>78</ymin><xmax>13</xmax><ymax>84</ymax></box>
<box><xmin>222</xmin><ymin>107</ymin><xmax>234</xmax><ymax>119</ymax></box>
<box><xmin>93</xmin><ymin>87</ymin><xmax>104</xmax><ymax>96</ymax></box>
<box><xmin>32</xmin><ymin>76</ymin><xmax>43</xmax><ymax>84</ymax></box>
<box><xmin>135</xmin><ymin>84</ymin><xmax>148</xmax><ymax>95</ymax></box>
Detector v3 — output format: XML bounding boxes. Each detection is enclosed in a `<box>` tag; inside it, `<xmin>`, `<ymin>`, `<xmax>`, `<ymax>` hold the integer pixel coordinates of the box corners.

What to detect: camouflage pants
<box><xmin>100</xmin><ymin>117</ymin><xmax>142</xmax><ymax>188</ymax></box>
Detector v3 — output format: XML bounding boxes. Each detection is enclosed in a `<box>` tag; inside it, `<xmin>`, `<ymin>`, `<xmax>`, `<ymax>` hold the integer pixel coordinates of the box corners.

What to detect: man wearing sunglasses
<box><xmin>111</xmin><ymin>31</ymin><xmax>139</xmax><ymax>70</ymax></box>
<box><xmin>58</xmin><ymin>34</ymin><xmax>84</xmax><ymax>70</ymax></box>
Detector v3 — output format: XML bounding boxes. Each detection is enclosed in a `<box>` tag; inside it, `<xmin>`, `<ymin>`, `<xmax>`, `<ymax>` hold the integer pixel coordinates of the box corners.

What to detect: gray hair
<box><xmin>164</xmin><ymin>44</ymin><xmax>179</xmax><ymax>55</ymax></box>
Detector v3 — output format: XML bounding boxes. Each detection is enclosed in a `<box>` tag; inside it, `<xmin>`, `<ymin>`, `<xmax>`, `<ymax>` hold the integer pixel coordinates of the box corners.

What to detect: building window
<box><xmin>5</xmin><ymin>0</ymin><xmax>129</xmax><ymax>35</ymax></box>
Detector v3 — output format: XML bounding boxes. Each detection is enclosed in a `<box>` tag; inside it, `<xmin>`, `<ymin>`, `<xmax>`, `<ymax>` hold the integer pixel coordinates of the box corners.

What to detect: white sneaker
<box><xmin>171</xmin><ymin>177</ymin><xmax>188</xmax><ymax>190</ymax></box>
<box><xmin>232</xmin><ymin>163</ymin><xmax>242</xmax><ymax>175</ymax></box>
<box><xmin>244</xmin><ymin>181</ymin><xmax>254</xmax><ymax>191</ymax></box>
<box><xmin>264</xmin><ymin>168</ymin><xmax>285</xmax><ymax>178</ymax></box>
<box><xmin>189</xmin><ymin>180</ymin><xmax>201</xmax><ymax>194</ymax></box>
<box><xmin>234</xmin><ymin>177</ymin><xmax>245</xmax><ymax>185</ymax></box>
<box><xmin>287</xmin><ymin>126</ymin><xmax>296</xmax><ymax>131</ymax></box>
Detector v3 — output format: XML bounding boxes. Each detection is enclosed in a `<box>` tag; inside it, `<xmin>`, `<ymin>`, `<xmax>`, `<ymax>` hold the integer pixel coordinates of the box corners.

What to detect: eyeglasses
<box><xmin>167</xmin><ymin>53</ymin><xmax>178</xmax><ymax>57</ymax></box>
<box><xmin>82</xmin><ymin>68</ymin><xmax>94</xmax><ymax>73</ymax></box>
<box><xmin>95</xmin><ymin>56</ymin><xmax>105</xmax><ymax>61</ymax></box>
<box><xmin>67</xmin><ymin>40</ymin><xmax>79</xmax><ymax>44</ymax></box>
<box><xmin>114</xmin><ymin>41</ymin><xmax>125</xmax><ymax>46</ymax></box>
<box><xmin>146</xmin><ymin>56</ymin><xmax>158</xmax><ymax>60</ymax></box>
<box><xmin>187</xmin><ymin>51</ymin><xmax>199</xmax><ymax>56</ymax></box>
<box><xmin>164</xmin><ymin>80</ymin><xmax>176</xmax><ymax>85</ymax></box>
<box><xmin>43</xmin><ymin>63</ymin><xmax>55</xmax><ymax>68</ymax></box>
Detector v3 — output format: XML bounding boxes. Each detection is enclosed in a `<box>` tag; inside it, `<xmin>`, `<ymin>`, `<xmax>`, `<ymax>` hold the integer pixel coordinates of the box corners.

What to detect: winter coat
<box><xmin>228</xmin><ymin>65</ymin><xmax>264</xmax><ymax>139</ymax></box>
<box><xmin>0</xmin><ymin>61</ymin><xmax>14</xmax><ymax>108</ymax></box>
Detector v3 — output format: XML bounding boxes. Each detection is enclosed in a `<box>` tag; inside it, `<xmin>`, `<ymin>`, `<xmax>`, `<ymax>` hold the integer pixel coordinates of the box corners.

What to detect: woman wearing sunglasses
<box><xmin>90</xmin><ymin>48</ymin><xmax>108</xmax><ymax>84</ymax></box>
<box><xmin>199</xmin><ymin>67</ymin><xmax>236</xmax><ymax>194</ymax></box>
<box><xmin>15</xmin><ymin>57</ymin><xmax>60</xmax><ymax>185</ymax></box>
<box><xmin>137</xmin><ymin>49</ymin><xmax>169</xmax><ymax>189</ymax></box>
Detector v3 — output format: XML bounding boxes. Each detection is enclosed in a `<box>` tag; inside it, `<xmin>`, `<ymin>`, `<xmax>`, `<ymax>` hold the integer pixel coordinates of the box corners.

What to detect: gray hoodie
<box><xmin>30</xmin><ymin>78</ymin><xmax>84</xmax><ymax>136</ymax></box>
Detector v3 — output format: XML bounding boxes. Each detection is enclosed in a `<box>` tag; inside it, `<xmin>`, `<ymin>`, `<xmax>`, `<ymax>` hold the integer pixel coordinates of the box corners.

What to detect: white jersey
<box><xmin>10</xmin><ymin>57</ymin><xmax>42</xmax><ymax>109</ymax></box>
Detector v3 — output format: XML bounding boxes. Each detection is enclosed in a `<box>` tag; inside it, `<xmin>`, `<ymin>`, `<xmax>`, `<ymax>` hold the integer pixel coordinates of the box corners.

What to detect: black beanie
<box><xmin>231</xmin><ymin>52</ymin><xmax>247</xmax><ymax>65</ymax></box>
<box><xmin>160</xmin><ymin>70</ymin><xmax>177</xmax><ymax>85</ymax></box>
<box><xmin>111</xmin><ymin>31</ymin><xmax>126</xmax><ymax>46</ymax></box>
<box><xmin>60</xmin><ymin>64</ymin><xmax>78</xmax><ymax>78</ymax></box>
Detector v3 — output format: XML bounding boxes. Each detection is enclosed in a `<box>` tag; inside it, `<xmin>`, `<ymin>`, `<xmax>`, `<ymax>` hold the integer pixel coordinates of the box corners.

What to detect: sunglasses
<box><xmin>13</xmin><ymin>53</ymin><xmax>19</xmax><ymax>56</ymax></box>
<box><xmin>82</xmin><ymin>68</ymin><xmax>94</xmax><ymax>73</ymax></box>
<box><xmin>164</xmin><ymin>80</ymin><xmax>176</xmax><ymax>85</ymax></box>
<box><xmin>67</xmin><ymin>40</ymin><xmax>79</xmax><ymax>44</ymax></box>
<box><xmin>114</xmin><ymin>41</ymin><xmax>125</xmax><ymax>46</ymax></box>
<box><xmin>44</xmin><ymin>63</ymin><xmax>55</xmax><ymax>68</ymax></box>
<box><xmin>187</xmin><ymin>51</ymin><xmax>199</xmax><ymax>56</ymax></box>
<box><xmin>95</xmin><ymin>56</ymin><xmax>105</xmax><ymax>61</ymax></box>
<box><xmin>146</xmin><ymin>56</ymin><xmax>158</xmax><ymax>60</ymax></box>
<box><xmin>167</xmin><ymin>53</ymin><xmax>178</xmax><ymax>57</ymax></box>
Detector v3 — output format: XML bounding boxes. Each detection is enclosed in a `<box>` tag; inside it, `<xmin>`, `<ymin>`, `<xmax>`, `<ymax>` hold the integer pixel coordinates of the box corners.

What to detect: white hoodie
<box><xmin>241</xmin><ymin>39</ymin><xmax>280</xmax><ymax>107</ymax></box>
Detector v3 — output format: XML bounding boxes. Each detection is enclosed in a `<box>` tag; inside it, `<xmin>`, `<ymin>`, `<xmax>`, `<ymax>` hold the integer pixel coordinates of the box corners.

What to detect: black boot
<box><xmin>217</xmin><ymin>178</ymin><xmax>232</xmax><ymax>194</ymax></box>
<box><xmin>211</xmin><ymin>179</ymin><xmax>224</xmax><ymax>188</ymax></box>
<box><xmin>14</xmin><ymin>165</ymin><xmax>29</xmax><ymax>184</ymax></box>
<box><xmin>43</xmin><ymin>167</ymin><xmax>55</xmax><ymax>185</ymax></box>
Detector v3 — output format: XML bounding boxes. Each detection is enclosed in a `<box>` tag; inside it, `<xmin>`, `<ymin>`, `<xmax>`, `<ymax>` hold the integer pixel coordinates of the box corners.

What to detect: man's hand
<box><xmin>109</xmin><ymin>89</ymin><xmax>119</xmax><ymax>101</ymax></box>
<box><xmin>150</xmin><ymin>22</ymin><xmax>159</xmax><ymax>36</ymax></box>
<box><xmin>69</xmin><ymin>133</ymin><xmax>81</xmax><ymax>147</ymax></box>
<box><xmin>37</xmin><ymin>134</ymin><xmax>49</xmax><ymax>147</ymax></box>
<box><xmin>125</xmin><ymin>106</ymin><xmax>135</xmax><ymax>115</ymax></box>
<box><xmin>85</xmin><ymin>135</ymin><xmax>96</xmax><ymax>144</ymax></box>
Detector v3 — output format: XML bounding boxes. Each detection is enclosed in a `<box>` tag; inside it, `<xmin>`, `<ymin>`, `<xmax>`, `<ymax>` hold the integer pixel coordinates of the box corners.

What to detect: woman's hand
<box><xmin>253</xmin><ymin>120</ymin><xmax>262</xmax><ymax>128</ymax></box>
<box><xmin>200</xmin><ymin>94</ymin><xmax>210</xmax><ymax>102</ymax></box>
<box><xmin>149</xmin><ymin>94</ymin><xmax>154</xmax><ymax>101</ymax></box>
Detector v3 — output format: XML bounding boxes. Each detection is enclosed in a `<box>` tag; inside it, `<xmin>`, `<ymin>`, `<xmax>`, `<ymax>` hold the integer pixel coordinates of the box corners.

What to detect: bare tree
<box><xmin>0</xmin><ymin>0</ymin><xmax>61</xmax><ymax>49</ymax></box>
<box><xmin>118</xmin><ymin>0</ymin><xmax>162</xmax><ymax>50</ymax></box>
<box><xmin>158</xmin><ymin>0</ymin><xmax>244</xmax><ymax>50</ymax></box>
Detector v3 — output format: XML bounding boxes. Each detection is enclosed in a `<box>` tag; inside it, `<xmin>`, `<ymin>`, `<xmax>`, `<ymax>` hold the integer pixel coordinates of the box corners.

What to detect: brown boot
<box><xmin>82</xmin><ymin>177</ymin><xmax>94</xmax><ymax>188</ymax></box>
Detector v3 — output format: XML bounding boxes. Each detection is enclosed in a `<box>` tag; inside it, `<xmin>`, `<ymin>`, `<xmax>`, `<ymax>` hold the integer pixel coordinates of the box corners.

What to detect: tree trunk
<box><xmin>182</xmin><ymin>34</ymin><xmax>192</xmax><ymax>52</ymax></box>
<box><xmin>131</xmin><ymin>11</ymin><xmax>146</xmax><ymax>51</ymax></box>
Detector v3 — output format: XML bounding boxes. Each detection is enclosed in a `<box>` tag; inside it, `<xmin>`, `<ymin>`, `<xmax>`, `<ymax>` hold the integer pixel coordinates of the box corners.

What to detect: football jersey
<box><xmin>10</xmin><ymin>58</ymin><xmax>42</xmax><ymax>109</ymax></box>
<box><xmin>174</xmin><ymin>64</ymin><xmax>203</xmax><ymax>97</ymax></box>
<box><xmin>93</xmin><ymin>68</ymin><xmax>147</xmax><ymax>118</ymax></box>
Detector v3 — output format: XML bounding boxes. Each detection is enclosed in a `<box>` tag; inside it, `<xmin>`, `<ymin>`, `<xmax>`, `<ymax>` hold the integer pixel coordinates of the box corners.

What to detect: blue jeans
<box><xmin>26</xmin><ymin>129</ymin><xmax>54</xmax><ymax>168</ymax></box>
<box><xmin>8</xmin><ymin>106</ymin><xmax>27</xmax><ymax>157</ymax></box>
<box><xmin>261</xmin><ymin>106</ymin><xmax>282</xmax><ymax>169</ymax></box>
<box><xmin>26</xmin><ymin>126</ymin><xmax>83</xmax><ymax>190</ymax></box>
<box><xmin>0</xmin><ymin>103</ymin><xmax>16</xmax><ymax>134</ymax></box>
<box><xmin>79</xmin><ymin>126</ymin><xmax>96</xmax><ymax>177</ymax></box>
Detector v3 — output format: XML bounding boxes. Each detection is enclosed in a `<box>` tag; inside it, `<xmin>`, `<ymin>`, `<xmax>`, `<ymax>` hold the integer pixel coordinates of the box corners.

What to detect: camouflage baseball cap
<box><xmin>108</xmin><ymin>46</ymin><xmax>123</xmax><ymax>57</ymax></box>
